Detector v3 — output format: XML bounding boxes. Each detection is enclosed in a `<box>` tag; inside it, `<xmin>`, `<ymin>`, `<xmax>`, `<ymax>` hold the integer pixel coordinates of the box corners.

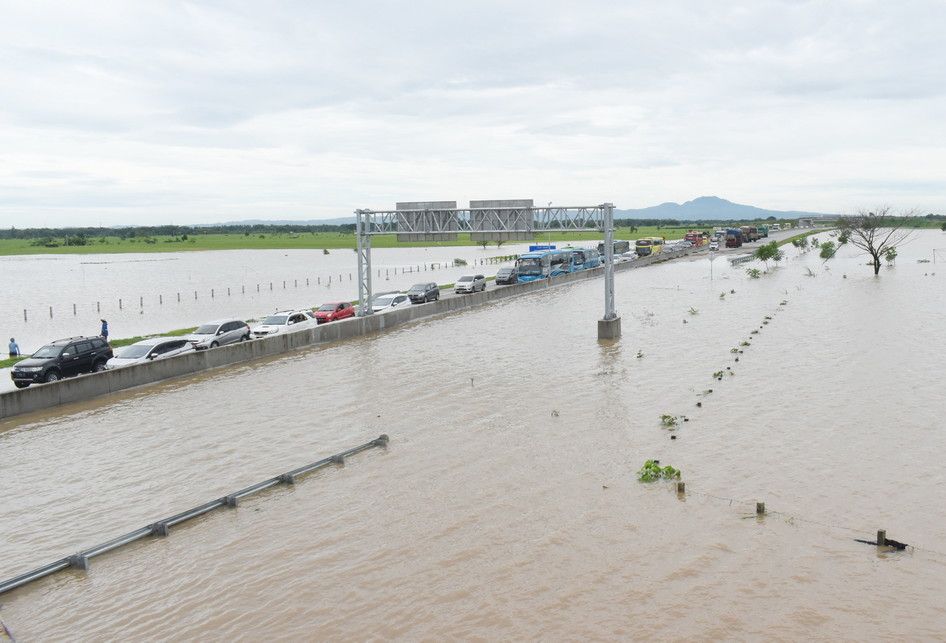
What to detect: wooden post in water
<box><xmin>49</xmin><ymin>306</ymin><xmax>53</xmax><ymax>318</ymax></box>
<box><xmin>159</xmin><ymin>294</ymin><xmax>163</xmax><ymax>305</ymax></box>
<box><xmin>877</xmin><ymin>529</ymin><xmax>887</xmax><ymax>546</ymax></box>
<box><xmin>119</xmin><ymin>298</ymin><xmax>123</xmax><ymax>310</ymax></box>
<box><xmin>97</xmin><ymin>301</ymin><xmax>101</xmax><ymax>312</ymax></box>
<box><xmin>73</xmin><ymin>303</ymin><xmax>76</xmax><ymax>315</ymax></box>
<box><xmin>677</xmin><ymin>482</ymin><xmax>685</xmax><ymax>494</ymax></box>
<box><xmin>24</xmin><ymin>309</ymin><xmax>27</xmax><ymax>322</ymax></box>
<box><xmin>140</xmin><ymin>296</ymin><xmax>144</xmax><ymax>307</ymax></box>
<box><xmin>756</xmin><ymin>501</ymin><xmax>765</xmax><ymax>515</ymax></box>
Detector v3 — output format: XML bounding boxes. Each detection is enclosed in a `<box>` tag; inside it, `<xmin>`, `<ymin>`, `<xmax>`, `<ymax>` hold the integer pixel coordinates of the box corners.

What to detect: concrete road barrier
<box><xmin>0</xmin><ymin>247</ymin><xmax>703</xmax><ymax>420</ymax></box>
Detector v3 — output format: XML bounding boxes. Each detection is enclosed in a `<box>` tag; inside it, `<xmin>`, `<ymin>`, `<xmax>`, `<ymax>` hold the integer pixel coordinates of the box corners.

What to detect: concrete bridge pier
<box><xmin>597</xmin><ymin>316</ymin><xmax>621</xmax><ymax>340</ymax></box>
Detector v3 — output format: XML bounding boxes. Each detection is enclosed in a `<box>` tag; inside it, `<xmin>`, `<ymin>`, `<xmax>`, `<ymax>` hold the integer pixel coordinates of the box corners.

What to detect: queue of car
<box><xmin>12</xmin><ymin>246</ymin><xmax>691</xmax><ymax>389</ymax></box>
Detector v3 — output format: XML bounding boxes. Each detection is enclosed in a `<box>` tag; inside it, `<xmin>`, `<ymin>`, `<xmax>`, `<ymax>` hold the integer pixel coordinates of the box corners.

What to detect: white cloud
<box><xmin>1</xmin><ymin>0</ymin><xmax>944</xmax><ymax>226</ymax></box>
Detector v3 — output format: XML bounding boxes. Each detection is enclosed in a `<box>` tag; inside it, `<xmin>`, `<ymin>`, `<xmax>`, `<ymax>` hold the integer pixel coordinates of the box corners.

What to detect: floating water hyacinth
<box><xmin>637</xmin><ymin>460</ymin><xmax>681</xmax><ymax>482</ymax></box>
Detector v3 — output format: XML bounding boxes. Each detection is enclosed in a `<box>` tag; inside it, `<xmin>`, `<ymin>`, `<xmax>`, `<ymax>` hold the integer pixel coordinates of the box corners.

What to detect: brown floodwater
<box><xmin>1</xmin><ymin>232</ymin><xmax>945</xmax><ymax>640</ymax></box>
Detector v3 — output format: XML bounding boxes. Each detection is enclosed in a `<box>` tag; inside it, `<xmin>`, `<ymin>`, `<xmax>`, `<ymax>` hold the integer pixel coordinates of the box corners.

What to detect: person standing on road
<box><xmin>100</xmin><ymin>319</ymin><xmax>109</xmax><ymax>342</ymax></box>
<box><xmin>8</xmin><ymin>338</ymin><xmax>19</xmax><ymax>357</ymax></box>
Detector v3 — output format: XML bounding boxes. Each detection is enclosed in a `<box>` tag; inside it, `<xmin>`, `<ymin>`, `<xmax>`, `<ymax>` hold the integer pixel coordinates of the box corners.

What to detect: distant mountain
<box><xmin>194</xmin><ymin>197</ymin><xmax>832</xmax><ymax>227</ymax></box>
<box><xmin>615</xmin><ymin>196</ymin><xmax>834</xmax><ymax>221</ymax></box>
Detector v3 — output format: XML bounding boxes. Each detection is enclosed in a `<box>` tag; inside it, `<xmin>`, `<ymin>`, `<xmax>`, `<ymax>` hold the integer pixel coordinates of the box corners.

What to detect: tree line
<box><xmin>0</xmin><ymin>223</ymin><xmax>358</xmax><ymax>240</ymax></box>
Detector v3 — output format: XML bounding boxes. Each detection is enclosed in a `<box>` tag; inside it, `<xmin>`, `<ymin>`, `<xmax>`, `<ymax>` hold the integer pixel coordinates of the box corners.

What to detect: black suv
<box><xmin>407</xmin><ymin>282</ymin><xmax>440</xmax><ymax>304</ymax></box>
<box><xmin>495</xmin><ymin>267</ymin><xmax>518</xmax><ymax>285</ymax></box>
<box><xmin>10</xmin><ymin>337</ymin><xmax>113</xmax><ymax>388</ymax></box>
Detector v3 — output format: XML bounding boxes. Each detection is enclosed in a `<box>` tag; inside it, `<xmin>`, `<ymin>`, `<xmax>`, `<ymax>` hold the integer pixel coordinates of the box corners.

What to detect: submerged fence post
<box><xmin>68</xmin><ymin>554</ymin><xmax>89</xmax><ymax>571</ymax></box>
<box><xmin>877</xmin><ymin>529</ymin><xmax>887</xmax><ymax>546</ymax></box>
<box><xmin>24</xmin><ymin>309</ymin><xmax>27</xmax><ymax>322</ymax></box>
<box><xmin>677</xmin><ymin>482</ymin><xmax>686</xmax><ymax>494</ymax></box>
<box><xmin>73</xmin><ymin>303</ymin><xmax>77</xmax><ymax>315</ymax></box>
<box><xmin>756</xmin><ymin>501</ymin><xmax>766</xmax><ymax>515</ymax></box>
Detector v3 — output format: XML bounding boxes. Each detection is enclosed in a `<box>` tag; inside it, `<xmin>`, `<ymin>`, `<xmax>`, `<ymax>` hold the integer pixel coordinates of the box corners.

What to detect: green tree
<box><xmin>819</xmin><ymin>241</ymin><xmax>836</xmax><ymax>261</ymax></box>
<box><xmin>884</xmin><ymin>247</ymin><xmax>897</xmax><ymax>264</ymax></box>
<box><xmin>754</xmin><ymin>241</ymin><xmax>780</xmax><ymax>269</ymax></box>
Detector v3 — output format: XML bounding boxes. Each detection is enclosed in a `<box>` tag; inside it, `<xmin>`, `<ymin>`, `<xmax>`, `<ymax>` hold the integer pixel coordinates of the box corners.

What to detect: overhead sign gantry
<box><xmin>354</xmin><ymin>200</ymin><xmax>620</xmax><ymax>339</ymax></box>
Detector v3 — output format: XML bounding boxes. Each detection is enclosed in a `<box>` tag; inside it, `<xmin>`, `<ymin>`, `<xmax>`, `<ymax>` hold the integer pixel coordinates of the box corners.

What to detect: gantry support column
<box><xmin>598</xmin><ymin>202</ymin><xmax>621</xmax><ymax>339</ymax></box>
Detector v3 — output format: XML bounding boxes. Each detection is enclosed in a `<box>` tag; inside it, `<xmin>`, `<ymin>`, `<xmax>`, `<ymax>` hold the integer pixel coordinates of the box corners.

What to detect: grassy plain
<box><xmin>0</xmin><ymin>226</ymin><xmax>716</xmax><ymax>256</ymax></box>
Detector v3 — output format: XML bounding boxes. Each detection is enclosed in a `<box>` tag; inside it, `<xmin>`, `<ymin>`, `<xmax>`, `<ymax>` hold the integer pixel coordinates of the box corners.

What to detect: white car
<box><xmin>106</xmin><ymin>337</ymin><xmax>195</xmax><ymax>369</ymax></box>
<box><xmin>371</xmin><ymin>293</ymin><xmax>412</xmax><ymax>314</ymax></box>
<box><xmin>184</xmin><ymin>318</ymin><xmax>251</xmax><ymax>350</ymax></box>
<box><xmin>251</xmin><ymin>310</ymin><xmax>315</xmax><ymax>338</ymax></box>
<box><xmin>709</xmin><ymin>241</ymin><xmax>719</xmax><ymax>251</ymax></box>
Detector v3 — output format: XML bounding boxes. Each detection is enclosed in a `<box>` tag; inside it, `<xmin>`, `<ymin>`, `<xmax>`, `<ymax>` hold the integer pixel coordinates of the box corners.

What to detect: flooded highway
<box><xmin>0</xmin><ymin>245</ymin><xmax>525</xmax><ymax>353</ymax></box>
<box><xmin>1</xmin><ymin>231</ymin><xmax>945</xmax><ymax>640</ymax></box>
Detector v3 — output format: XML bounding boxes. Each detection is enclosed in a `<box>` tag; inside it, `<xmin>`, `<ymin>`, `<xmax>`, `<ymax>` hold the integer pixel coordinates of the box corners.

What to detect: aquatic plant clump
<box><xmin>660</xmin><ymin>414</ymin><xmax>678</xmax><ymax>428</ymax></box>
<box><xmin>638</xmin><ymin>460</ymin><xmax>681</xmax><ymax>482</ymax></box>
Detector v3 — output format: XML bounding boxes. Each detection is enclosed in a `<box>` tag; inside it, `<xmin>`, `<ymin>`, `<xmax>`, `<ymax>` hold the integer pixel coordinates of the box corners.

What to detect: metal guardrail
<box><xmin>0</xmin><ymin>434</ymin><xmax>389</xmax><ymax>597</ymax></box>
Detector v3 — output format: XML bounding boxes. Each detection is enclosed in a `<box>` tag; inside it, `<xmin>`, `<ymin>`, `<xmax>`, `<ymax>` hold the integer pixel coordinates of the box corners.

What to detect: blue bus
<box><xmin>516</xmin><ymin>249</ymin><xmax>572</xmax><ymax>282</ymax></box>
<box><xmin>563</xmin><ymin>247</ymin><xmax>602</xmax><ymax>272</ymax></box>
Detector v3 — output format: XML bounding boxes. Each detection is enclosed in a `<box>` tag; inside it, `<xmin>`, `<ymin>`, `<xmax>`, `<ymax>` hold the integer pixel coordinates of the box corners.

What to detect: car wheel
<box><xmin>44</xmin><ymin>371</ymin><xmax>60</xmax><ymax>383</ymax></box>
<box><xmin>14</xmin><ymin>382</ymin><xmax>29</xmax><ymax>389</ymax></box>
<box><xmin>210</xmin><ymin>341</ymin><xmax>219</xmax><ymax>349</ymax></box>
<box><xmin>240</xmin><ymin>334</ymin><xmax>248</xmax><ymax>342</ymax></box>
<box><xmin>92</xmin><ymin>361</ymin><xmax>106</xmax><ymax>372</ymax></box>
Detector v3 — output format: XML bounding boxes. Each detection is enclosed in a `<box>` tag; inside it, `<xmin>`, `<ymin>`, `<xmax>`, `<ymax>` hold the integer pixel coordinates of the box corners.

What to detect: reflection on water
<box><xmin>0</xmin><ymin>232</ymin><xmax>944</xmax><ymax>639</ymax></box>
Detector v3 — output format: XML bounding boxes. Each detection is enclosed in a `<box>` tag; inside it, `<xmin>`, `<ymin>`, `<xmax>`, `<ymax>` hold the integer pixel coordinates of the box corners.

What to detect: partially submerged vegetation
<box><xmin>637</xmin><ymin>460</ymin><xmax>681</xmax><ymax>482</ymax></box>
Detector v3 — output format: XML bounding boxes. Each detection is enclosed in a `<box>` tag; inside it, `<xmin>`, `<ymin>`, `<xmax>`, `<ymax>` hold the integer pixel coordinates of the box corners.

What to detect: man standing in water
<box><xmin>8</xmin><ymin>337</ymin><xmax>19</xmax><ymax>357</ymax></box>
<box><xmin>100</xmin><ymin>319</ymin><xmax>109</xmax><ymax>343</ymax></box>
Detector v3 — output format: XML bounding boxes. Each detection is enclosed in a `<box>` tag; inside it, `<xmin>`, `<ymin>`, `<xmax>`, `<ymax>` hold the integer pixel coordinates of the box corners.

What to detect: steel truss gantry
<box><xmin>354</xmin><ymin>203</ymin><xmax>619</xmax><ymax>338</ymax></box>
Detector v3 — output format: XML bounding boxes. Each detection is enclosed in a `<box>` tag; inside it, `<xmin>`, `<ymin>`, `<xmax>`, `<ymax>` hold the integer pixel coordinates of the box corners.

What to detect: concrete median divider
<box><xmin>0</xmin><ymin>246</ymin><xmax>702</xmax><ymax>421</ymax></box>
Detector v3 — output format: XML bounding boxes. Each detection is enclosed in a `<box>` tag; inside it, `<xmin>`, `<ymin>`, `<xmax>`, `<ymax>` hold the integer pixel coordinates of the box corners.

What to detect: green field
<box><xmin>0</xmin><ymin>226</ymin><xmax>727</xmax><ymax>256</ymax></box>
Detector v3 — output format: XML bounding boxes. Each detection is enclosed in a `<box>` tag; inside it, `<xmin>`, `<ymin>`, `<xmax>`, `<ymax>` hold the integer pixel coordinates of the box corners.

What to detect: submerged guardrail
<box><xmin>0</xmin><ymin>434</ymin><xmax>389</xmax><ymax>597</ymax></box>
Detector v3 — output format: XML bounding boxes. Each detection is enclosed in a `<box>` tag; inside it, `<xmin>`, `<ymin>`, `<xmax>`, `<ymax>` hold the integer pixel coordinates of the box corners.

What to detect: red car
<box><xmin>314</xmin><ymin>301</ymin><xmax>356</xmax><ymax>324</ymax></box>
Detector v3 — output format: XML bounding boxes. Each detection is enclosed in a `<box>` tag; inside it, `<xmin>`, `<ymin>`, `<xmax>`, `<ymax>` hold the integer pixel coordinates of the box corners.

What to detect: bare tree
<box><xmin>837</xmin><ymin>207</ymin><xmax>914</xmax><ymax>275</ymax></box>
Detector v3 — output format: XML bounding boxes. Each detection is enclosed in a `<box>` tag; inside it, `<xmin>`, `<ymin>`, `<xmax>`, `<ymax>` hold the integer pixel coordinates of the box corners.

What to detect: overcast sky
<box><xmin>1</xmin><ymin>1</ymin><xmax>944</xmax><ymax>227</ymax></box>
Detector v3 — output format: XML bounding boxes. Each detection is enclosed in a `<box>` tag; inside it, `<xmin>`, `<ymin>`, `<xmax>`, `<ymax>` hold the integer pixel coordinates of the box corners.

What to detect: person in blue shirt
<box><xmin>8</xmin><ymin>338</ymin><xmax>19</xmax><ymax>357</ymax></box>
<box><xmin>100</xmin><ymin>319</ymin><xmax>109</xmax><ymax>342</ymax></box>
